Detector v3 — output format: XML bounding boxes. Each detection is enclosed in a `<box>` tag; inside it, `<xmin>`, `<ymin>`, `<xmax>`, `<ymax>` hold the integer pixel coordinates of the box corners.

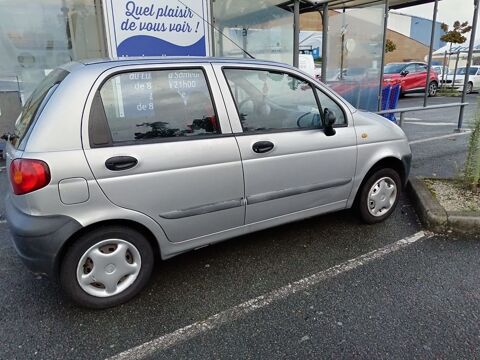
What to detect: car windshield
<box><xmin>455</xmin><ymin>67</ymin><xmax>478</xmax><ymax>75</ymax></box>
<box><xmin>384</xmin><ymin>63</ymin><xmax>406</xmax><ymax>74</ymax></box>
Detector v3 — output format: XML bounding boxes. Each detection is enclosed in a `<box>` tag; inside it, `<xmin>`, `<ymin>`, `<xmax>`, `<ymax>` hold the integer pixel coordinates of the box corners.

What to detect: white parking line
<box><xmin>405</xmin><ymin>122</ymin><xmax>457</xmax><ymax>126</ymax></box>
<box><xmin>0</xmin><ymin>220</ymin><xmax>7</xmax><ymax>224</ymax></box>
<box><xmin>409</xmin><ymin>130</ymin><xmax>471</xmax><ymax>145</ymax></box>
<box><xmin>0</xmin><ymin>166</ymin><xmax>5</xmax><ymax>172</ymax></box>
<box><xmin>107</xmin><ymin>231</ymin><xmax>432</xmax><ymax>360</ymax></box>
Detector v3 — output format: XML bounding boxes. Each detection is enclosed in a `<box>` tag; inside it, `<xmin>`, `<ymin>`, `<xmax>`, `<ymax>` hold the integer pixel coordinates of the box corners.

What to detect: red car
<box><xmin>383</xmin><ymin>62</ymin><xmax>439</xmax><ymax>97</ymax></box>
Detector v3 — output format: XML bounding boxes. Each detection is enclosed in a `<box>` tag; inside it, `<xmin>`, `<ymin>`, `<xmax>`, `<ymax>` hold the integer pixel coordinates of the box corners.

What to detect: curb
<box><xmin>407</xmin><ymin>177</ymin><xmax>480</xmax><ymax>234</ymax></box>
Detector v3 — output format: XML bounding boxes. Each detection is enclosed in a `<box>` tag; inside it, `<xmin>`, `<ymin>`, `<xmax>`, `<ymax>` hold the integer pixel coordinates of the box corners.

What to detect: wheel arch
<box><xmin>351</xmin><ymin>156</ymin><xmax>407</xmax><ymax>208</ymax></box>
<box><xmin>55</xmin><ymin>219</ymin><xmax>161</xmax><ymax>278</ymax></box>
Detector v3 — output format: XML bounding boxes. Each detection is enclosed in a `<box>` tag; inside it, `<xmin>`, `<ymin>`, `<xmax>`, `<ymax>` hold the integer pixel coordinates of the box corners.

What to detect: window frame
<box><xmin>221</xmin><ymin>66</ymin><xmax>348</xmax><ymax>136</ymax></box>
<box><xmin>88</xmin><ymin>66</ymin><xmax>227</xmax><ymax>148</ymax></box>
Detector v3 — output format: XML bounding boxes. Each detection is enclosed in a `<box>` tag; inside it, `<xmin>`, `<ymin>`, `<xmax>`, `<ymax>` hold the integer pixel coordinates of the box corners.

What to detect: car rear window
<box><xmin>12</xmin><ymin>69</ymin><xmax>69</xmax><ymax>148</ymax></box>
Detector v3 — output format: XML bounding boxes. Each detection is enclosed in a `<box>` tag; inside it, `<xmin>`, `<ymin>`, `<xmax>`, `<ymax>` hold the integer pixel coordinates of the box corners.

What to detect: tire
<box><xmin>466</xmin><ymin>82</ymin><xmax>473</xmax><ymax>94</ymax></box>
<box><xmin>357</xmin><ymin>168</ymin><xmax>401</xmax><ymax>224</ymax></box>
<box><xmin>60</xmin><ymin>226</ymin><xmax>154</xmax><ymax>309</ymax></box>
<box><xmin>428</xmin><ymin>81</ymin><xmax>438</xmax><ymax>97</ymax></box>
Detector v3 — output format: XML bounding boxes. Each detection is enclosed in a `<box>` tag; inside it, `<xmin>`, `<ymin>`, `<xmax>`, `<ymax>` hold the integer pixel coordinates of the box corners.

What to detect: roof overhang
<box><xmin>282</xmin><ymin>0</ymin><xmax>438</xmax><ymax>12</ymax></box>
<box><xmin>213</xmin><ymin>0</ymin><xmax>437</xmax><ymax>27</ymax></box>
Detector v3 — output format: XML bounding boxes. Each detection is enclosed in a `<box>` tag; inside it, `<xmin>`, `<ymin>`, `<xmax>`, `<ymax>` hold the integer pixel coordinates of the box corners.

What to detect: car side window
<box><xmin>404</xmin><ymin>64</ymin><xmax>417</xmax><ymax>74</ymax></box>
<box><xmin>417</xmin><ymin>64</ymin><xmax>427</xmax><ymax>72</ymax></box>
<box><xmin>223</xmin><ymin>68</ymin><xmax>321</xmax><ymax>132</ymax></box>
<box><xmin>315</xmin><ymin>89</ymin><xmax>347</xmax><ymax>126</ymax></box>
<box><xmin>94</xmin><ymin>69</ymin><xmax>220</xmax><ymax>145</ymax></box>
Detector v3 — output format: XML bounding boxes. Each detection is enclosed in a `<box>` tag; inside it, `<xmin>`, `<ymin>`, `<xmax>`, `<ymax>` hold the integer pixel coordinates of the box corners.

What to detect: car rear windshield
<box><xmin>12</xmin><ymin>68</ymin><xmax>69</xmax><ymax>148</ymax></box>
<box><xmin>383</xmin><ymin>63</ymin><xmax>406</xmax><ymax>74</ymax></box>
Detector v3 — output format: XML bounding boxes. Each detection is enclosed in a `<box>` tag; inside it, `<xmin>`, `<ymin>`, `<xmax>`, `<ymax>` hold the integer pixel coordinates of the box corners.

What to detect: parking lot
<box><xmin>0</xmin><ymin>93</ymin><xmax>479</xmax><ymax>359</ymax></box>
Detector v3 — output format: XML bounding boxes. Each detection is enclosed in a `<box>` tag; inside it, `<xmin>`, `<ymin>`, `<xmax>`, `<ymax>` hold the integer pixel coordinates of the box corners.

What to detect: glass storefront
<box><xmin>0</xmin><ymin>0</ymin><xmax>389</xmax><ymax>120</ymax></box>
<box><xmin>0</xmin><ymin>0</ymin><xmax>107</xmax><ymax>101</ymax></box>
<box><xmin>212</xmin><ymin>0</ymin><xmax>293</xmax><ymax>64</ymax></box>
<box><xmin>326</xmin><ymin>3</ymin><xmax>386</xmax><ymax>111</ymax></box>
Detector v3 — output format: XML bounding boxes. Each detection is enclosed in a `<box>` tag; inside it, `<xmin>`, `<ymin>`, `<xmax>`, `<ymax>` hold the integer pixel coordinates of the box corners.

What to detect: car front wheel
<box><xmin>357</xmin><ymin>168</ymin><xmax>401</xmax><ymax>224</ymax></box>
<box><xmin>60</xmin><ymin>226</ymin><xmax>154</xmax><ymax>309</ymax></box>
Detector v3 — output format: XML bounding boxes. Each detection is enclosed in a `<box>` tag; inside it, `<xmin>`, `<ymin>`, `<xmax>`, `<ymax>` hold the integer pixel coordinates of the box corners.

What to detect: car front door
<box><xmin>416</xmin><ymin>63</ymin><xmax>429</xmax><ymax>89</ymax></box>
<box><xmin>401</xmin><ymin>64</ymin><xmax>419</xmax><ymax>92</ymax></box>
<box><xmin>214</xmin><ymin>64</ymin><xmax>357</xmax><ymax>224</ymax></box>
<box><xmin>83</xmin><ymin>64</ymin><xmax>245</xmax><ymax>243</ymax></box>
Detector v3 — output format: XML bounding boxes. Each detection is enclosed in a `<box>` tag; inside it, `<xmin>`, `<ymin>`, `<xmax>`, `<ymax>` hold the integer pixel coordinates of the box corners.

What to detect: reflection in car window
<box><xmin>224</xmin><ymin>69</ymin><xmax>321</xmax><ymax>132</ymax></box>
<box><xmin>316</xmin><ymin>90</ymin><xmax>346</xmax><ymax>126</ymax></box>
<box><xmin>384</xmin><ymin>63</ymin><xmax>407</xmax><ymax>74</ymax></box>
<box><xmin>99</xmin><ymin>69</ymin><xmax>220</xmax><ymax>143</ymax></box>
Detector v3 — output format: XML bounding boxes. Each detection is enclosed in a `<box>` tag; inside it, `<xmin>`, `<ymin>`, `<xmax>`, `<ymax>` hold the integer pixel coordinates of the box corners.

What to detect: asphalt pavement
<box><xmin>0</xmin><ymin>93</ymin><xmax>479</xmax><ymax>359</ymax></box>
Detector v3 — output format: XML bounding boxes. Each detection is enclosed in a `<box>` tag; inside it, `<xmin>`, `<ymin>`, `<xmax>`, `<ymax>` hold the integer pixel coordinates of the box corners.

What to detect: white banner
<box><xmin>103</xmin><ymin>0</ymin><xmax>211</xmax><ymax>57</ymax></box>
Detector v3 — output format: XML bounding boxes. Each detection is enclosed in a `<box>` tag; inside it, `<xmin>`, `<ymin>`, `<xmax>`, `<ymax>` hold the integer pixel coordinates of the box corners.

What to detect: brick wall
<box><xmin>300</xmin><ymin>12</ymin><xmax>430</xmax><ymax>64</ymax></box>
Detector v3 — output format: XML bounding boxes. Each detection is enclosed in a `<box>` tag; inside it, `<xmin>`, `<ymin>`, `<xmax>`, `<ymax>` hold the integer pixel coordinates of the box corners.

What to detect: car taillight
<box><xmin>9</xmin><ymin>159</ymin><xmax>51</xmax><ymax>195</ymax></box>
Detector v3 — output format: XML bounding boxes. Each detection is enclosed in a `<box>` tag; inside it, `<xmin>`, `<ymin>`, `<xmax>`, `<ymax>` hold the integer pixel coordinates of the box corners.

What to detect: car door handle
<box><xmin>105</xmin><ymin>156</ymin><xmax>138</xmax><ymax>171</ymax></box>
<box><xmin>252</xmin><ymin>141</ymin><xmax>274</xmax><ymax>154</ymax></box>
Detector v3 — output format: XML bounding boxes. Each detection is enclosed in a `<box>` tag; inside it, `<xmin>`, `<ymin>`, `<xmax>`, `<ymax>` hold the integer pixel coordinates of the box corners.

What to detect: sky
<box><xmin>399</xmin><ymin>0</ymin><xmax>478</xmax><ymax>41</ymax></box>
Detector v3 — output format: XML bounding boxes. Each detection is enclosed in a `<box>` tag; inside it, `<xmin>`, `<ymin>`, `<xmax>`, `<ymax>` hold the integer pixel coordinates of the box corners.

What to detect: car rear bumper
<box><xmin>5</xmin><ymin>194</ymin><xmax>82</xmax><ymax>278</ymax></box>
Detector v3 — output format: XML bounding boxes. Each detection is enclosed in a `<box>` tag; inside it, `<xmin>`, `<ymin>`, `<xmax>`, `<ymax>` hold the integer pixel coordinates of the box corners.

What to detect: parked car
<box><xmin>3</xmin><ymin>58</ymin><xmax>411</xmax><ymax>308</ymax></box>
<box><xmin>329</xmin><ymin>67</ymin><xmax>368</xmax><ymax>82</ymax></box>
<box><xmin>432</xmin><ymin>65</ymin><xmax>446</xmax><ymax>79</ymax></box>
<box><xmin>383</xmin><ymin>62</ymin><xmax>439</xmax><ymax>97</ymax></box>
<box><xmin>441</xmin><ymin>66</ymin><xmax>480</xmax><ymax>94</ymax></box>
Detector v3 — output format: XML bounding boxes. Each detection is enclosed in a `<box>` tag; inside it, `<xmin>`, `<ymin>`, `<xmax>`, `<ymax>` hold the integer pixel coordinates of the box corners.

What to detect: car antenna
<box><xmin>176</xmin><ymin>0</ymin><xmax>256</xmax><ymax>60</ymax></box>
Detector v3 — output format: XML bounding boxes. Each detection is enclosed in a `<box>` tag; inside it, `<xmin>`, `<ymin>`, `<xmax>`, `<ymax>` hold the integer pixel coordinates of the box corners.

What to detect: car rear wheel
<box><xmin>357</xmin><ymin>168</ymin><xmax>401</xmax><ymax>224</ymax></box>
<box><xmin>60</xmin><ymin>226</ymin><xmax>154</xmax><ymax>309</ymax></box>
<box><xmin>428</xmin><ymin>81</ymin><xmax>438</xmax><ymax>97</ymax></box>
<box><xmin>466</xmin><ymin>82</ymin><xmax>473</xmax><ymax>94</ymax></box>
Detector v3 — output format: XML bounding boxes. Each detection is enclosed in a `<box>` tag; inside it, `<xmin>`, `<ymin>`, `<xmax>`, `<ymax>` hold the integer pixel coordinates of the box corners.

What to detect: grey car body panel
<box><xmin>4</xmin><ymin>57</ymin><xmax>411</xmax><ymax>277</ymax></box>
<box><xmin>211</xmin><ymin>62</ymin><xmax>358</xmax><ymax>224</ymax></box>
<box><xmin>246</xmin><ymin>178</ymin><xmax>353</xmax><ymax>205</ymax></box>
<box><xmin>5</xmin><ymin>194</ymin><xmax>82</xmax><ymax>276</ymax></box>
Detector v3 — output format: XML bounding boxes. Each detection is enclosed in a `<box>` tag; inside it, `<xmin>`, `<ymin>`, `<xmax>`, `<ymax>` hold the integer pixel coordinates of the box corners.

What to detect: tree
<box><xmin>441</xmin><ymin>21</ymin><xmax>472</xmax><ymax>86</ymax></box>
<box><xmin>440</xmin><ymin>20</ymin><xmax>472</xmax><ymax>47</ymax></box>
<box><xmin>385</xmin><ymin>39</ymin><xmax>396</xmax><ymax>53</ymax></box>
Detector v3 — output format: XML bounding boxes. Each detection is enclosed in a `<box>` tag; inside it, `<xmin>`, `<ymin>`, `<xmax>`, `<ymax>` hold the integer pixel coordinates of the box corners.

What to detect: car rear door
<box><xmin>83</xmin><ymin>63</ymin><xmax>245</xmax><ymax>243</ymax></box>
<box><xmin>213</xmin><ymin>63</ymin><xmax>357</xmax><ymax>225</ymax></box>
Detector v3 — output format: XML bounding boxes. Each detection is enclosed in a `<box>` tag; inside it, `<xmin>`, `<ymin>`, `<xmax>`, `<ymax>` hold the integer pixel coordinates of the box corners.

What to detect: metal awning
<box><xmin>277</xmin><ymin>0</ymin><xmax>437</xmax><ymax>12</ymax></box>
<box><xmin>214</xmin><ymin>0</ymin><xmax>437</xmax><ymax>24</ymax></box>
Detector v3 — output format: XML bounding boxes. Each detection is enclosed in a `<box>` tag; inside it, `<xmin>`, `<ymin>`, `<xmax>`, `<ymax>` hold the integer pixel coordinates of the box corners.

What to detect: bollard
<box><xmin>399</xmin><ymin>112</ymin><xmax>405</xmax><ymax>128</ymax></box>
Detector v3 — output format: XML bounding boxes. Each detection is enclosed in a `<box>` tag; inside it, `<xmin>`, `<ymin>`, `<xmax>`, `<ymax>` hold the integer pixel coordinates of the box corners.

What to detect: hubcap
<box><xmin>367</xmin><ymin>177</ymin><xmax>397</xmax><ymax>217</ymax></box>
<box><xmin>429</xmin><ymin>83</ymin><xmax>437</xmax><ymax>96</ymax></box>
<box><xmin>76</xmin><ymin>239</ymin><xmax>142</xmax><ymax>297</ymax></box>
<box><xmin>467</xmin><ymin>83</ymin><xmax>473</xmax><ymax>93</ymax></box>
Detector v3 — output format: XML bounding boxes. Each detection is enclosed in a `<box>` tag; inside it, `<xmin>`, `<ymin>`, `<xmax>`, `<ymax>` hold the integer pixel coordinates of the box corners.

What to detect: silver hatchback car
<box><xmin>3</xmin><ymin>57</ymin><xmax>411</xmax><ymax>308</ymax></box>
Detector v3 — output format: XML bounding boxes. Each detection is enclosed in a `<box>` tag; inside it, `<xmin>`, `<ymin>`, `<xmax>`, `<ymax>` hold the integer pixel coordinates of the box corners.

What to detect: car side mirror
<box><xmin>400</xmin><ymin>70</ymin><xmax>409</xmax><ymax>77</ymax></box>
<box><xmin>323</xmin><ymin>108</ymin><xmax>336</xmax><ymax>136</ymax></box>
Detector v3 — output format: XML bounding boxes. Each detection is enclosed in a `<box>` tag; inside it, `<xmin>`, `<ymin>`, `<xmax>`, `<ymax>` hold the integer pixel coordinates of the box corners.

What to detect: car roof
<box><xmin>63</xmin><ymin>56</ymin><xmax>293</xmax><ymax>72</ymax></box>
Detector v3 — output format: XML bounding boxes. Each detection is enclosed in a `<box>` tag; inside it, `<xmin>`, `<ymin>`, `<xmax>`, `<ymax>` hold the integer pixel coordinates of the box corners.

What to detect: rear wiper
<box><xmin>1</xmin><ymin>133</ymin><xmax>18</xmax><ymax>141</ymax></box>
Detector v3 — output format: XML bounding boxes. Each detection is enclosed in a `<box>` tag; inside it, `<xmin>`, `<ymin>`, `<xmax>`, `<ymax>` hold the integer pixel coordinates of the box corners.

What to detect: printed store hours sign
<box><xmin>103</xmin><ymin>0</ymin><xmax>211</xmax><ymax>57</ymax></box>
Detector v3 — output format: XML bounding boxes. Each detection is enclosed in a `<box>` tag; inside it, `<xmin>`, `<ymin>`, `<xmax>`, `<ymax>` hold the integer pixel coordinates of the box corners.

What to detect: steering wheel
<box><xmin>297</xmin><ymin>112</ymin><xmax>317</xmax><ymax>128</ymax></box>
